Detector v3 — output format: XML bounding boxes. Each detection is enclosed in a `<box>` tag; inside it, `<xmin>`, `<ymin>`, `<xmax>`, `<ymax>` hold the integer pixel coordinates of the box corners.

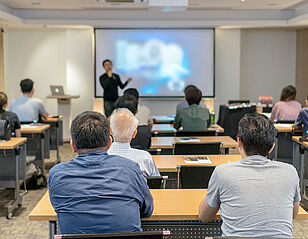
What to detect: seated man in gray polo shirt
<box><xmin>9</xmin><ymin>78</ymin><xmax>49</xmax><ymax>122</ymax></box>
<box><xmin>199</xmin><ymin>113</ymin><xmax>301</xmax><ymax>238</ymax></box>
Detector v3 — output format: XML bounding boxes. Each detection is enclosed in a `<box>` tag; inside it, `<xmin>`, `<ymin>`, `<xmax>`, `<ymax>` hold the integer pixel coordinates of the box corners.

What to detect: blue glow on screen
<box><xmin>115</xmin><ymin>34</ymin><xmax>191</xmax><ymax>94</ymax></box>
<box><xmin>95</xmin><ymin>29</ymin><xmax>214</xmax><ymax>97</ymax></box>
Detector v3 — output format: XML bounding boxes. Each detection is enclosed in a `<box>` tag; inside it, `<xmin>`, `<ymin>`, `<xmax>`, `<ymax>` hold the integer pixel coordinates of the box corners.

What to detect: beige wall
<box><xmin>3</xmin><ymin>29</ymin><xmax>93</xmax><ymax>118</ymax></box>
<box><xmin>2</xmin><ymin>28</ymin><xmax>300</xmax><ymax>119</ymax></box>
<box><xmin>240</xmin><ymin>29</ymin><xmax>297</xmax><ymax>103</ymax></box>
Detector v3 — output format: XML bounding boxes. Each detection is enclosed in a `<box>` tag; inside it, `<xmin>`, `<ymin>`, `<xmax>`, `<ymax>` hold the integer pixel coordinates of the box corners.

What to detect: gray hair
<box><xmin>110</xmin><ymin>108</ymin><xmax>139</xmax><ymax>143</ymax></box>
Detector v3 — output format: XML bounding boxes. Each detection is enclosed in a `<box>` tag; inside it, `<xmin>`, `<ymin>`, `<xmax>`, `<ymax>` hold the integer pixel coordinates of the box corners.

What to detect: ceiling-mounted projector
<box><xmin>148</xmin><ymin>0</ymin><xmax>188</xmax><ymax>11</ymax></box>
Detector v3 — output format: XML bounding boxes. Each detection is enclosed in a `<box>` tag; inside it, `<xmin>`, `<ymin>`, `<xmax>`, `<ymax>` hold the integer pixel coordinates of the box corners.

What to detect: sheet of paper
<box><xmin>176</xmin><ymin>138</ymin><xmax>201</xmax><ymax>143</ymax></box>
<box><xmin>21</xmin><ymin>125</ymin><xmax>38</xmax><ymax>128</ymax></box>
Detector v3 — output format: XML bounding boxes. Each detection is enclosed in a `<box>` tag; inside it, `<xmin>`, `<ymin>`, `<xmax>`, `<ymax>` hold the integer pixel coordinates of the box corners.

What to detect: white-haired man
<box><xmin>108</xmin><ymin>108</ymin><xmax>160</xmax><ymax>177</ymax></box>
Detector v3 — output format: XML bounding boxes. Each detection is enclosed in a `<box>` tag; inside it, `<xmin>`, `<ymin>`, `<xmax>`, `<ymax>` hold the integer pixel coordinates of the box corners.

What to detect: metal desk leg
<box><xmin>40</xmin><ymin>133</ymin><xmax>45</xmax><ymax>175</ymax></box>
<box><xmin>274</xmin><ymin>137</ymin><xmax>278</xmax><ymax>161</ymax></box>
<box><xmin>7</xmin><ymin>147</ymin><xmax>23</xmax><ymax>219</ymax></box>
<box><xmin>293</xmin><ymin>142</ymin><xmax>300</xmax><ymax>174</ymax></box>
<box><xmin>55</xmin><ymin>122</ymin><xmax>61</xmax><ymax>164</ymax></box>
<box><xmin>49</xmin><ymin>221</ymin><xmax>57</xmax><ymax>239</ymax></box>
<box><xmin>302</xmin><ymin>150</ymin><xmax>308</xmax><ymax>201</ymax></box>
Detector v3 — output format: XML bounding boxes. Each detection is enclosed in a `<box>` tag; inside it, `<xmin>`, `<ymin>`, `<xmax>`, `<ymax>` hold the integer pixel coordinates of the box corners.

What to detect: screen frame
<box><xmin>94</xmin><ymin>28</ymin><xmax>216</xmax><ymax>99</ymax></box>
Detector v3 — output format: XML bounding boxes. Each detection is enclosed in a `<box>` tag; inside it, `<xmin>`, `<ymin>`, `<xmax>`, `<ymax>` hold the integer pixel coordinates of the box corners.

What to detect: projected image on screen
<box><xmin>95</xmin><ymin>29</ymin><xmax>214</xmax><ymax>97</ymax></box>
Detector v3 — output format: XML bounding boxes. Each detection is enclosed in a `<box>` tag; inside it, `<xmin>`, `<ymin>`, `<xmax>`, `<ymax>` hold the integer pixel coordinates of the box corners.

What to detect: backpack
<box><xmin>0</xmin><ymin>114</ymin><xmax>11</xmax><ymax>141</ymax></box>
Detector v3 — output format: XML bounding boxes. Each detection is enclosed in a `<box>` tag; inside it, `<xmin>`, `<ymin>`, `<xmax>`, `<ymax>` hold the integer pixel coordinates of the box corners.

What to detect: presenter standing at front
<box><xmin>99</xmin><ymin>59</ymin><xmax>132</xmax><ymax>117</ymax></box>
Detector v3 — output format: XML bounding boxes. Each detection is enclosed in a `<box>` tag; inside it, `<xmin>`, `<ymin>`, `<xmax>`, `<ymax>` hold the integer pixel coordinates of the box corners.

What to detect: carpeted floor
<box><xmin>0</xmin><ymin>144</ymin><xmax>307</xmax><ymax>239</ymax></box>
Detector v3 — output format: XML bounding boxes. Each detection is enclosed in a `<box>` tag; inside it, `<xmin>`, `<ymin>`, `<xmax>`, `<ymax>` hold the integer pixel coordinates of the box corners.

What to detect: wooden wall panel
<box><xmin>0</xmin><ymin>29</ymin><xmax>4</xmax><ymax>92</ymax></box>
<box><xmin>296</xmin><ymin>29</ymin><xmax>308</xmax><ymax>105</ymax></box>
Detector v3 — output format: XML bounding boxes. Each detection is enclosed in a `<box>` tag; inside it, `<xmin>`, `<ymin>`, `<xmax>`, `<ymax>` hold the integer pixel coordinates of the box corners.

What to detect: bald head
<box><xmin>110</xmin><ymin>108</ymin><xmax>139</xmax><ymax>143</ymax></box>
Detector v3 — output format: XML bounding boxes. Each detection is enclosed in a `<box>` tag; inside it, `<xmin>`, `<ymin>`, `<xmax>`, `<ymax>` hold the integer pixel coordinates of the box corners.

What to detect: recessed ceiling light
<box><xmin>241</xmin><ymin>0</ymin><xmax>245</xmax><ymax>2</ymax></box>
<box><xmin>31</xmin><ymin>2</ymin><xmax>41</xmax><ymax>5</ymax></box>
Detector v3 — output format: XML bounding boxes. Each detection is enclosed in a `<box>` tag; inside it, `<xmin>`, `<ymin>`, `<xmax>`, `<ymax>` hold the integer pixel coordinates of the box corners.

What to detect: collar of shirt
<box><xmin>72</xmin><ymin>150</ymin><xmax>108</xmax><ymax>163</ymax></box>
<box><xmin>109</xmin><ymin>142</ymin><xmax>131</xmax><ymax>151</ymax></box>
<box><xmin>240</xmin><ymin>155</ymin><xmax>271</xmax><ymax>165</ymax></box>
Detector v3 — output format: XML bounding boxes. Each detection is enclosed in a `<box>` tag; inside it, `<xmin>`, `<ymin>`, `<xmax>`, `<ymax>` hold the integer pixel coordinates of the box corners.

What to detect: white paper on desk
<box><xmin>21</xmin><ymin>125</ymin><xmax>38</xmax><ymax>128</ymax></box>
<box><xmin>275</xmin><ymin>124</ymin><xmax>293</xmax><ymax>128</ymax></box>
<box><xmin>184</xmin><ymin>159</ymin><xmax>212</xmax><ymax>164</ymax></box>
<box><xmin>176</xmin><ymin>138</ymin><xmax>201</xmax><ymax>143</ymax></box>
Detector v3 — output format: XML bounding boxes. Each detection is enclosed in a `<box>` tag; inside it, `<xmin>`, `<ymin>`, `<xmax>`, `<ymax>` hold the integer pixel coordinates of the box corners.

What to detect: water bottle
<box><xmin>210</xmin><ymin>110</ymin><xmax>215</xmax><ymax>126</ymax></box>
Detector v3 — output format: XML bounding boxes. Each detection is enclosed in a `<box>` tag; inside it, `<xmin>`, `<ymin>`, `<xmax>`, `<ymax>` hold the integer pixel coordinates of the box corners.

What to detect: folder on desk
<box><xmin>183</xmin><ymin>156</ymin><xmax>212</xmax><ymax>164</ymax></box>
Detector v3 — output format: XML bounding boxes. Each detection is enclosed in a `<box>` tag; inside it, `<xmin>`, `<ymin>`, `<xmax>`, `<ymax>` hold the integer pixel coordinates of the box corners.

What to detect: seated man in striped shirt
<box><xmin>108</xmin><ymin>108</ymin><xmax>160</xmax><ymax>177</ymax></box>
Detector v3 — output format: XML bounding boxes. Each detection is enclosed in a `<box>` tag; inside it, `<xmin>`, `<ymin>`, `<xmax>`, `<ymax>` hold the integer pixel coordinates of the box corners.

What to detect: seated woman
<box><xmin>0</xmin><ymin>92</ymin><xmax>21</xmax><ymax>137</ymax></box>
<box><xmin>174</xmin><ymin>87</ymin><xmax>210</xmax><ymax>131</ymax></box>
<box><xmin>270</xmin><ymin>85</ymin><xmax>302</xmax><ymax>122</ymax></box>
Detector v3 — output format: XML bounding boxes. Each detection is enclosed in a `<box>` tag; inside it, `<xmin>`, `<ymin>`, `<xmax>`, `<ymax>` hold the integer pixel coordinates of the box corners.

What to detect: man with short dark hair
<box><xmin>173</xmin><ymin>87</ymin><xmax>210</xmax><ymax>131</ymax></box>
<box><xmin>48</xmin><ymin>111</ymin><xmax>153</xmax><ymax>234</ymax></box>
<box><xmin>176</xmin><ymin>85</ymin><xmax>207</xmax><ymax>111</ymax></box>
<box><xmin>199</xmin><ymin>113</ymin><xmax>301</xmax><ymax>238</ymax></box>
<box><xmin>9</xmin><ymin>78</ymin><xmax>48</xmax><ymax>122</ymax></box>
<box><xmin>115</xmin><ymin>95</ymin><xmax>151</xmax><ymax>149</ymax></box>
<box><xmin>295</xmin><ymin>95</ymin><xmax>308</xmax><ymax>136</ymax></box>
<box><xmin>99</xmin><ymin>59</ymin><xmax>132</xmax><ymax>118</ymax></box>
<box><xmin>124</xmin><ymin>88</ymin><xmax>153</xmax><ymax>128</ymax></box>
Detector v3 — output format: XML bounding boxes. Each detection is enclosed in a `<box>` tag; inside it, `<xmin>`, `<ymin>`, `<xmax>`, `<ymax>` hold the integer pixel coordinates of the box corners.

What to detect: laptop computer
<box><xmin>50</xmin><ymin>85</ymin><xmax>65</xmax><ymax>95</ymax></box>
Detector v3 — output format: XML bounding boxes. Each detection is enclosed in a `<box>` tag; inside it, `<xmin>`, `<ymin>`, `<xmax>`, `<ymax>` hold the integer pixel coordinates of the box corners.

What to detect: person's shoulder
<box><xmin>114</xmin><ymin>73</ymin><xmax>120</xmax><ymax>78</ymax></box>
<box><xmin>49</xmin><ymin>161</ymin><xmax>72</xmax><ymax>176</ymax></box>
<box><xmin>107</xmin><ymin>154</ymin><xmax>143</xmax><ymax>173</ymax></box>
<box><xmin>130</xmin><ymin>147</ymin><xmax>152</xmax><ymax>158</ymax></box>
<box><xmin>30</xmin><ymin>97</ymin><xmax>43</xmax><ymax>104</ymax></box>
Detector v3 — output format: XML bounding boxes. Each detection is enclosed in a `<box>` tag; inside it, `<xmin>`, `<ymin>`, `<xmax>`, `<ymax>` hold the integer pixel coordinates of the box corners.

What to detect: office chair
<box><xmin>54</xmin><ymin>231</ymin><xmax>170</xmax><ymax>239</ymax></box>
<box><xmin>173</xmin><ymin>142</ymin><xmax>222</xmax><ymax>155</ymax></box>
<box><xmin>147</xmin><ymin>176</ymin><xmax>168</xmax><ymax>189</ymax></box>
<box><xmin>177</xmin><ymin>165</ymin><xmax>216</xmax><ymax>189</ymax></box>
<box><xmin>145</xmin><ymin>148</ymin><xmax>162</xmax><ymax>155</ymax></box>
<box><xmin>228</xmin><ymin>100</ymin><xmax>250</xmax><ymax>105</ymax></box>
<box><xmin>175</xmin><ymin>130</ymin><xmax>216</xmax><ymax>137</ymax></box>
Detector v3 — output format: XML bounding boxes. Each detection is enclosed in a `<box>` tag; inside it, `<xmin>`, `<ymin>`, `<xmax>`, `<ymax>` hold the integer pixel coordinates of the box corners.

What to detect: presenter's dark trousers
<box><xmin>104</xmin><ymin>100</ymin><xmax>116</xmax><ymax>118</ymax></box>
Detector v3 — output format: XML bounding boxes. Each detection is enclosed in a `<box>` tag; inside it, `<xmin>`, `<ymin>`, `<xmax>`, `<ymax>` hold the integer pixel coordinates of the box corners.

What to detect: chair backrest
<box><xmin>228</xmin><ymin>100</ymin><xmax>250</xmax><ymax>105</ymax></box>
<box><xmin>54</xmin><ymin>231</ymin><xmax>170</xmax><ymax>239</ymax></box>
<box><xmin>175</xmin><ymin>130</ymin><xmax>216</xmax><ymax>137</ymax></box>
<box><xmin>173</xmin><ymin>142</ymin><xmax>221</xmax><ymax>155</ymax></box>
<box><xmin>147</xmin><ymin>176</ymin><xmax>168</xmax><ymax>189</ymax></box>
<box><xmin>178</xmin><ymin>165</ymin><xmax>216</xmax><ymax>189</ymax></box>
<box><xmin>275</xmin><ymin>120</ymin><xmax>295</xmax><ymax>124</ymax></box>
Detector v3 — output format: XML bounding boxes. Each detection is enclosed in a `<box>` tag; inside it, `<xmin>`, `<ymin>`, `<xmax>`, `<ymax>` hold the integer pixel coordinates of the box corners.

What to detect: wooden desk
<box><xmin>43</xmin><ymin>116</ymin><xmax>64</xmax><ymax>123</ymax></box>
<box><xmin>273</xmin><ymin>124</ymin><xmax>302</xmax><ymax>164</ymax></box>
<box><xmin>151</xmin><ymin>136</ymin><xmax>237</xmax><ymax>150</ymax></box>
<box><xmin>0</xmin><ymin>137</ymin><xmax>27</xmax><ymax>149</ymax></box>
<box><xmin>152</xmin><ymin>124</ymin><xmax>175</xmax><ymax>134</ymax></box>
<box><xmin>21</xmin><ymin>124</ymin><xmax>50</xmax><ymax>175</ymax></box>
<box><xmin>29</xmin><ymin>189</ymin><xmax>308</xmax><ymax>239</ymax></box>
<box><xmin>154</xmin><ymin>155</ymin><xmax>242</xmax><ymax>173</ymax></box>
<box><xmin>21</xmin><ymin>124</ymin><xmax>50</xmax><ymax>134</ymax></box>
<box><xmin>153</xmin><ymin>115</ymin><xmax>175</xmax><ymax>124</ymax></box>
<box><xmin>0</xmin><ymin>137</ymin><xmax>27</xmax><ymax>219</ymax></box>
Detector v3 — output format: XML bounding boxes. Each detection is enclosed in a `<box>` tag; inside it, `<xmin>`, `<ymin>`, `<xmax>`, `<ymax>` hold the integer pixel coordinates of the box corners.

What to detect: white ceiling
<box><xmin>0</xmin><ymin>0</ymin><xmax>308</xmax><ymax>28</ymax></box>
<box><xmin>0</xmin><ymin>0</ymin><xmax>306</xmax><ymax>10</ymax></box>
